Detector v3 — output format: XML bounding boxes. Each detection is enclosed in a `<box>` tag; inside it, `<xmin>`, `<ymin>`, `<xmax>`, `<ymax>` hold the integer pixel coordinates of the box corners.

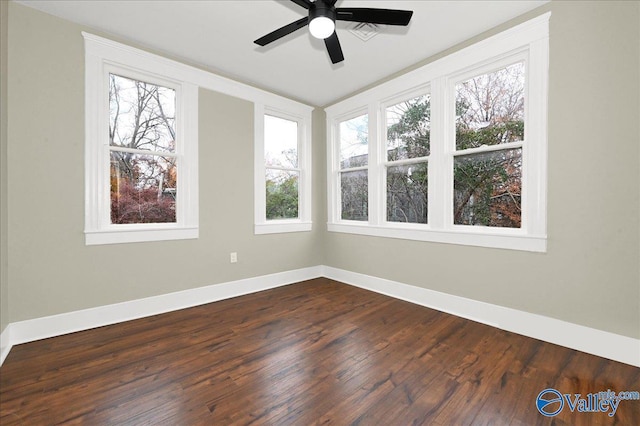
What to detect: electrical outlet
<box><xmin>230</xmin><ymin>252</ymin><xmax>238</xmax><ymax>263</ymax></box>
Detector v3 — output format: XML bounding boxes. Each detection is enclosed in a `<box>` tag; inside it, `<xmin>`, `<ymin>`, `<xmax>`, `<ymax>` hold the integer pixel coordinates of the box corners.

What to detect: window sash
<box><xmin>264</xmin><ymin>114</ymin><xmax>299</xmax><ymax>169</ymax></box>
<box><xmin>452</xmin><ymin>147</ymin><xmax>522</xmax><ymax>228</ymax></box>
<box><xmin>266</xmin><ymin>168</ymin><xmax>300</xmax><ymax>221</ymax></box>
<box><xmin>339</xmin><ymin>169</ymin><xmax>369</xmax><ymax>222</ymax></box>
<box><xmin>384</xmin><ymin>90</ymin><xmax>432</xmax><ymax>161</ymax></box>
<box><xmin>385</xmin><ymin>160</ymin><xmax>429</xmax><ymax>224</ymax></box>
<box><xmin>338</xmin><ymin>113</ymin><xmax>369</xmax><ymax>171</ymax></box>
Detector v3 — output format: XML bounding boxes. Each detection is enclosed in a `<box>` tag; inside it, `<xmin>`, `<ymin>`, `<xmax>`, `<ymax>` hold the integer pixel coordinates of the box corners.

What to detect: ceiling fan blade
<box><xmin>336</xmin><ymin>8</ymin><xmax>413</xmax><ymax>26</ymax></box>
<box><xmin>324</xmin><ymin>32</ymin><xmax>344</xmax><ymax>64</ymax></box>
<box><xmin>254</xmin><ymin>17</ymin><xmax>309</xmax><ymax>46</ymax></box>
<box><xmin>290</xmin><ymin>0</ymin><xmax>313</xmax><ymax>9</ymax></box>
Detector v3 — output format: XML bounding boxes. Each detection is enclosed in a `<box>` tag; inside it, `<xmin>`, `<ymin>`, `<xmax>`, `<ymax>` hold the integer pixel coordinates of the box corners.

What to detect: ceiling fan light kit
<box><xmin>255</xmin><ymin>0</ymin><xmax>413</xmax><ymax>64</ymax></box>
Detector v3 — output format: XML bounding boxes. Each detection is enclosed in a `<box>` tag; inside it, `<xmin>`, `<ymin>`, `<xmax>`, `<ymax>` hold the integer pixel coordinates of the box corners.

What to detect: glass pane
<box><xmin>109</xmin><ymin>74</ymin><xmax>176</xmax><ymax>153</ymax></box>
<box><xmin>341</xmin><ymin>170</ymin><xmax>368</xmax><ymax>221</ymax></box>
<box><xmin>110</xmin><ymin>152</ymin><xmax>177</xmax><ymax>224</ymax></box>
<box><xmin>386</xmin><ymin>94</ymin><xmax>431</xmax><ymax>160</ymax></box>
<box><xmin>266</xmin><ymin>169</ymin><xmax>299</xmax><ymax>220</ymax></box>
<box><xmin>339</xmin><ymin>114</ymin><xmax>368</xmax><ymax>169</ymax></box>
<box><xmin>455</xmin><ymin>62</ymin><xmax>525</xmax><ymax>150</ymax></box>
<box><xmin>453</xmin><ymin>148</ymin><xmax>522</xmax><ymax>228</ymax></box>
<box><xmin>265</xmin><ymin>115</ymin><xmax>298</xmax><ymax>168</ymax></box>
<box><xmin>387</xmin><ymin>162</ymin><xmax>428</xmax><ymax>224</ymax></box>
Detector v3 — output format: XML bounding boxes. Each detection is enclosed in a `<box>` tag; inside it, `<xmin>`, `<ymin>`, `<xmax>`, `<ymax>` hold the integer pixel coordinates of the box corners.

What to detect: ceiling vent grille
<box><xmin>348</xmin><ymin>22</ymin><xmax>379</xmax><ymax>42</ymax></box>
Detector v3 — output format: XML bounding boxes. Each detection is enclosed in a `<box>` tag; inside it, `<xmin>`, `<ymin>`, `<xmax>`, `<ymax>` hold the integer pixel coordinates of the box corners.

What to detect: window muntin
<box><xmin>384</xmin><ymin>94</ymin><xmax>431</xmax><ymax>224</ymax></box>
<box><xmin>109</xmin><ymin>74</ymin><xmax>178</xmax><ymax>225</ymax></box>
<box><xmin>338</xmin><ymin>113</ymin><xmax>368</xmax><ymax>221</ymax></box>
<box><xmin>453</xmin><ymin>61</ymin><xmax>525</xmax><ymax>228</ymax></box>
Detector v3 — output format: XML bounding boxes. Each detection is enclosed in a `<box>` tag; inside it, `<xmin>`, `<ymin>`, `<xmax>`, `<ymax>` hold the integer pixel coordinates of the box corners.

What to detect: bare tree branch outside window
<box><xmin>454</xmin><ymin>62</ymin><xmax>525</xmax><ymax>228</ymax></box>
<box><xmin>109</xmin><ymin>74</ymin><xmax>177</xmax><ymax>224</ymax></box>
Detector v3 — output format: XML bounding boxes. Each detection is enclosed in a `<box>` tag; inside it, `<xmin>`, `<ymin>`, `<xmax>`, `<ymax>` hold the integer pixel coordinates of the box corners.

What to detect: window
<box><xmin>265</xmin><ymin>115</ymin><xmax>299</xmax><ymax>220</ymax></box>
<box><xmin>385</xmin><ymin>93</ymin><xmax>430</xmax><ymax>224</ymax></box>
<box><xmin>339</xmin><ymin>113</ymin><xmax>369</xmax><ymax>221</ymax></box>
<box><xmin>109</xmin><ymin>74</ymin><xmax>178</xmax><ymax>224</ymax></box>
<box><xmin>453</xmin><ymin>62</ymin><xmax>524</xmax><ymax>228</ymax></box>
<box><xmin>326</xmin><ymin>13</ymin><xmax>549</xmax><ymax>252</ymax></box>
<box><xmin>254</xmin><ymin>105</ymin><xmax>312</xmax><ymax>234</ymax></box>
<box><xmin>84</xmin><ymin>33</ymin><xmax>198</xmax><ymax>245</ymax></box>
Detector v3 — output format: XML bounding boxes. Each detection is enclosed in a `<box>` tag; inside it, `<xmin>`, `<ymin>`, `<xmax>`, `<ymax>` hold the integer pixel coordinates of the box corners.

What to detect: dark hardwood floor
<box><xmin>1</xmin><ymin>278</ymin><xmax>638</xmax><ymax>425</ymax></box>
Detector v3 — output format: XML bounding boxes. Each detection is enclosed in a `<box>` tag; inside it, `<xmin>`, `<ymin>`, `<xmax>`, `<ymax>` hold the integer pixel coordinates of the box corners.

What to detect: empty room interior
<box><xmin>0</xmin><ymin>0</ymin><xmax>639</xmax><ymax>424</ymax></box>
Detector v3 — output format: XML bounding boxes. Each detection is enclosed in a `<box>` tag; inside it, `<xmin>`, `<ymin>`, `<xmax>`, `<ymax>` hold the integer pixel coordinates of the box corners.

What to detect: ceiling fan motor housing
<box><xmin>310</xmin><ymin>1</ymin><xmax>337</xmax><ymax>23</ymax></box>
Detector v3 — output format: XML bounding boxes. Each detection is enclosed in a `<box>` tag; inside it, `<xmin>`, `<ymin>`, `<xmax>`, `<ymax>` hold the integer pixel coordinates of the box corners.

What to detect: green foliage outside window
<box><xmin>266</xmin><ymin>175</ymin><xmax>299</xmax><ymax>220</ymax></box>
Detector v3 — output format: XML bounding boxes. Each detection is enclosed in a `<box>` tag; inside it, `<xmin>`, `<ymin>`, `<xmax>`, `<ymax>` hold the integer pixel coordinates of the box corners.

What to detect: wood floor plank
<box><xmin>1</xmin><ymin>278</ymin><xmax>638</xmax><ymax>425</ymax></box>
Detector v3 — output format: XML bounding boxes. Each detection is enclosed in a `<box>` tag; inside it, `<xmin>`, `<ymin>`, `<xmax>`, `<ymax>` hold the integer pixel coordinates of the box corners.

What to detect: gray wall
<box><xmin>2</xmin><ymin>1</ymin><xmax>639</xmax><ymax>343</ymax></box>
<box><xmin>1</xmin><ymin>0</ymin><xmax>9</xmax><ymax>336</ymax></box>
<box><xmin>324</xmin><ymin>1</ymin><xmax>640</xmax><ymax>339</ymax></box>
<box><xmin>5</xmin><ymin>2</ymin><xmax>323</xmax><ymax>323</ymax></box>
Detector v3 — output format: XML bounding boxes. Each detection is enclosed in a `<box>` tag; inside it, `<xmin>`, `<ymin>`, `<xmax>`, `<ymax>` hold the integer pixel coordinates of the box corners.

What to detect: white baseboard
<box><xmin>321</xmin><ymin>266</ymin><xmax>640</xmax><ymax>368</ymax></box>
<box><xmin>0</xmin><ymin>323</ymin><xmax>11</xmax><ymax>366</ymax></box>
<box><xmin>0</xmin><ymin>266</ymin><xmax>323</xmax><ymax>366</ymax></box>
<box><xmin>1</xmin><ymin>265</ymin><xmax>638</xmax><ymax>368</ymax></box>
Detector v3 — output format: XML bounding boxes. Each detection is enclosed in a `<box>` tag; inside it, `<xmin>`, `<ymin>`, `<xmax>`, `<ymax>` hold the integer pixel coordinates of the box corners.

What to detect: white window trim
<box><xmin>83</xmin><ymin>32</ymin><xmax>199</xmax><ymax>245</ymax></box>
<box><xmin>325</xmin><ymin>13</ymin><xmax>550</xmax><ymax>252</ymax></box>
<box><xmin>254</xmin><ymin>104</ymin><xmax>313</xmax><ymax>234</ymax></box>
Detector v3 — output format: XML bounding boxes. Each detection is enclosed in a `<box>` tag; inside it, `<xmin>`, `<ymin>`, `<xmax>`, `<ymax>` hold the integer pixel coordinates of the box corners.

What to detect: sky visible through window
<box><xmin>340</xmin><ymin>114</ymin><xmax>368</xmax><ymax>168</ymax></box>
<box><xmin>264</xmin><ymin>115</ymin><xmax>298</xmax><ymax>168</ymax></box>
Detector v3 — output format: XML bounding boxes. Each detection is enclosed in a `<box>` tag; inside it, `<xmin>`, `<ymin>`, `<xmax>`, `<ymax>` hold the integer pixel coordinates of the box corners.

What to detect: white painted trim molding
<box><xmin>0</xmin><ymin>324</ymin><xmax>11</xmax><ymax>366</ymax></box>
<box><xmin>321</xmin><ymin>266</ymin><xmax>640</xmax><ymax>368</ymax></box>
<box><xmin>0</xmin><ymin>266</ymin><xmax>323</xmax><ymax>366</ymax></box>
<box><xmin>1</xmin><ymin>265</ymin><xmax>638</xmax><ymax>368</ymax></box>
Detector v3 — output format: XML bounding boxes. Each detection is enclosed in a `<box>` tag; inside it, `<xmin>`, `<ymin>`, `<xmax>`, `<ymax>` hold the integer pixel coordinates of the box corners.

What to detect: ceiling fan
<box><xmin>254</xmin><ymin>0</ymin><xmax>414</xmax><ymax>64</ymax></box>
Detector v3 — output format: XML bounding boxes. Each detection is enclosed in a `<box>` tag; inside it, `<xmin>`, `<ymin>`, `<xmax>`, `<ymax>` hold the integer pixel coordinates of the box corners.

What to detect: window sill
<box><xmin>327</xmin><ymin>223</ymin><xmax>546</xmax><ymax>252</ymax></box>
<box><xmin>85</xmin><ymin>227</ymin><xmax>198</xmax><ymax>245</ymax></box>
<box><xmin>255</xmin><ymin>221</ymin><xmax>312</xmax><ymax>235</ymax></box>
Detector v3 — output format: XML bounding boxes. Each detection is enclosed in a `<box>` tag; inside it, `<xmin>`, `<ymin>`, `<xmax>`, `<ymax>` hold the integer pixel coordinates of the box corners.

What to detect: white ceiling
<box><xmin>17</xmin><ymin>0</ymin><xmax>548</xmax><ymax>107</ymax></box>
